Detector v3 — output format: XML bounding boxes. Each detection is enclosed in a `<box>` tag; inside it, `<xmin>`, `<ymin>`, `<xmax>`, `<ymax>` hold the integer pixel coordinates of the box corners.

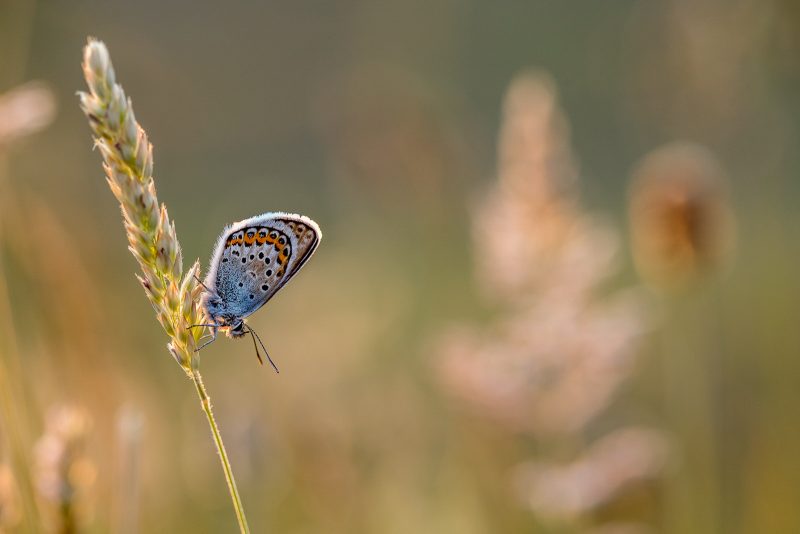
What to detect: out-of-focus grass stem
<box><xmin>114</xmin><ymin>406</ymin><xmax>142</xmax><ymax>534</ymax></box>
<box><xmin>660</xmin><ymin>294</ymin><xmax>720</xmax><ymax>534</ymax></box>
<box><xmin>0</xmin><ymin>156</ymin><xmax>43</xmax><ymax>532</ymax></box>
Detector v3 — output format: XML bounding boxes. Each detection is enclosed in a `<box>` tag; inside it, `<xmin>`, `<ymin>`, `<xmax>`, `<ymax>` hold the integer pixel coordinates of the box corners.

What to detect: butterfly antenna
<box><xmin>193</xmin><ymin>273</ymin><xmax>213</xmax><ymax>293</ymax></box>
<box><xmin>246</xmin><ymin>327</ymin><xmax>264</xmax><ymax>366</ymax></box>
<box><xmin>247</xmin><ymin>325</ymin><xmax>279</xmax><ymax>374</ymax></box>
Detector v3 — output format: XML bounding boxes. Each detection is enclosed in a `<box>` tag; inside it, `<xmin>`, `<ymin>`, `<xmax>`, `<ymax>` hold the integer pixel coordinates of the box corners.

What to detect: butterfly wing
<box><xmin>208</xmin><ymin>213</ymin><xmax>321</xmax><ymax>320</ymax></box>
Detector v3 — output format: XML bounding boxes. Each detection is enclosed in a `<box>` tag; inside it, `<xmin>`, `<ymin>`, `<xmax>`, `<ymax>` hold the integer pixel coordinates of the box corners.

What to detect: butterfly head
<box><xmin>200</xmin><ymin>290</ymin><xmax>243</xmax><ymax>335</ymax></box>
<box><xmin>226</xmin><ymin>320</ymin><xmax>247</xmax><ymax>339</ymax></box>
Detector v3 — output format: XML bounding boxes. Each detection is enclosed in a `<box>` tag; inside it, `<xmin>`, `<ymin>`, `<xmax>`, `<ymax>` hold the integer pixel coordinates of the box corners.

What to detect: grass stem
<box><xmin>192</xmin><ymin>370</ymin><xmax>250</xmax><ymax>534</ymax></box>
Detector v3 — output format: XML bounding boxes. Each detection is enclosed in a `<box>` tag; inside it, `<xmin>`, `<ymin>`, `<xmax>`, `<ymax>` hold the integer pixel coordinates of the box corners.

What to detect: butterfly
<box><xmin>195</xmin><ymin>212</ymin><xmax>321</xmax><ymax>372</ymax></box>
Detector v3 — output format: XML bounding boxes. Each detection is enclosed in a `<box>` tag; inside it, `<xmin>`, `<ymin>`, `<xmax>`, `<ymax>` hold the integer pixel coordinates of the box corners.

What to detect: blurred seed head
<box><xmin>439</xmin><ymin>72</ymin><xmax>648</xmax><ymax>438</ymax></box>
<box><xmin>34</xmin><ymin>406</ymin><xmax>95</xmax><ymax>528</ymax></box>
<box><xmin>437</xmin><ymin>291</ymin><xmax>645</xmax><ymax>436</ymax></box>
<box><xmin>627</xmin><ymin>0</ymin><xmax>770</xmax><ymax>141</ymax></box>
<box><xmin>473</xmin><ymin>71</ymin><xmax>612</xmax><ymax>304</ymax></box>
<box><xmin>497</xmin><ymin>70</ymin><xmax>578</xmax><ymax>205</ymax></box>
<box><xmin>512</xmin><ymin>428</ymin><xmax>669</xmax><ymax>521</ymax></box>
<box><xmin>0</xmin><ymin>82</ymin><xmax>56</xmax><ymax>147</ymax></box>
<box><xmin>436</xmin><ymin>70</ymin><xmax>662</xmax><ymax>529</ymax></box>
<box><xmin>628</xmin><ymin>142</ymin><xmax>735</xmax><ymax>290</ymax></box>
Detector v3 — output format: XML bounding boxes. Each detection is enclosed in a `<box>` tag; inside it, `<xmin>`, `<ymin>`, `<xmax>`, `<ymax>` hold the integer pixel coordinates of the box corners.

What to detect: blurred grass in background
<box><xmin>1</xmin><ymin>0</ymin><xmax>799</xmax><ymax>532</ymax></box>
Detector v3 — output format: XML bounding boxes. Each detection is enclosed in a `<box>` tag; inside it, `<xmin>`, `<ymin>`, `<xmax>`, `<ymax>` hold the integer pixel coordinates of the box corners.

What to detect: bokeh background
<box><xmin>1</xmin><ymin>0</ymin><xmax>799</xmax><ymax>532</ymax></box>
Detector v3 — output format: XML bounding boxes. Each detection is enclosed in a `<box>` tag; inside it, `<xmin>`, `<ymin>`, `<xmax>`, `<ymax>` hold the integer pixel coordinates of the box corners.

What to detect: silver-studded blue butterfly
<box><xmin>196</xmin><ymin>212</ymin><xmax>321</xmax><ymax>371</ymax></box>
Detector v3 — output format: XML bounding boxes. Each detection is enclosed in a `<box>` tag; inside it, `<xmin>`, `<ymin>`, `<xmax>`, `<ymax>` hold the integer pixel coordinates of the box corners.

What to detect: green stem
<box><xmin>191</xmin><ymin>370</ymin><xmax>250</xmax><ymax>534</ymax></box>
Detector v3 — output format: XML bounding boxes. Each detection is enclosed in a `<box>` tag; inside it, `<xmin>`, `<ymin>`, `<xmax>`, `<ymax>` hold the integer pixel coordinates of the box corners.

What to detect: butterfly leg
<box><xmin>190</xmin><ymin>322</ymin><xmax>220</xmax><ymax>352</ymax></box>
<box><xmin>195</xmin><ymin>328</ymin><xmax>218</xmax><ymax>351</ymax></box>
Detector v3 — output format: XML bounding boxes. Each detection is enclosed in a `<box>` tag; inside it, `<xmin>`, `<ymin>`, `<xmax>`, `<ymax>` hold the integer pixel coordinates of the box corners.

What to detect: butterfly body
<box><xmin>199</xmin><ymin>212</ymin><xmax>321</xmax><ymax>362</ymax></box>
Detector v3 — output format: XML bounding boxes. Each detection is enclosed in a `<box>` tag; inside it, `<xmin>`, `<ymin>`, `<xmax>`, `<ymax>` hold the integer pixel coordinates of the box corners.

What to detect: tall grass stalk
<box><xmin>78</xmin><ymin>38</ymin><xmax>250</xmax><ymax>533</ymax></box>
